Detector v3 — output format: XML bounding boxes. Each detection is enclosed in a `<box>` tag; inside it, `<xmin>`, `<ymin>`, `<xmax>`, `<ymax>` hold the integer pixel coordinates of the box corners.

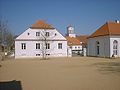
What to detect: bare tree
<box><xmin>0</xmin><ymin>19</ymin><xmax>14</xmax><ymax>53</ymax></box>
<box><xmin>40</xmin><ymin>29</ymin><xmax>56</xmax><ymax>60</ymax></box>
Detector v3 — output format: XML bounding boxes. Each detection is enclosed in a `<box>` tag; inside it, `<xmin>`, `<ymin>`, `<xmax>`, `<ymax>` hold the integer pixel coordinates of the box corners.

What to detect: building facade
<box><xmin>87</xmin><ymin>21</ymin><xmax>120</xmax><ymax>57</ymax></box>
<box><xmin>15</xmin><ymin>20</ymin><xmax>68</xmax><ymax>58</ymax></box>
<box><xmin>65</xmin><ymin>26</ymin><xmax>83</xmax><ymax>55</ymax></box>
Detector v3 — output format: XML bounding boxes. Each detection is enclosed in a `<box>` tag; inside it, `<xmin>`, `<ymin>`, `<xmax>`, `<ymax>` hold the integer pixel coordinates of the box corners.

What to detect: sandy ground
<box><xmin>0</xmin><ymin>57</ymin><xmax>120</xmax><ymax>90</ymax></box>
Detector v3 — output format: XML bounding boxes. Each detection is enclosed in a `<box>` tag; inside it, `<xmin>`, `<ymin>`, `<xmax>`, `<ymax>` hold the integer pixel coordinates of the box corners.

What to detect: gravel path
<box><xmin>0</xmin><ymin>57</ymin><xmax>120</xmax><ymax>90</ymax></box>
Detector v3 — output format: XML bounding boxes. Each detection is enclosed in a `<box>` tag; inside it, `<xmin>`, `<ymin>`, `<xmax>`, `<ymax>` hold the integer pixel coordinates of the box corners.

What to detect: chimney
<box><xmin>115</xmin><ymin>20</ymin><xmax>119</xmax><ymax>23</ymax></box>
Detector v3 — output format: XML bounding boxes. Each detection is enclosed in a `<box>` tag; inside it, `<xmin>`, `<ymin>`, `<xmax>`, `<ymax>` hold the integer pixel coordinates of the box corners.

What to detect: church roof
<box><xmin>88</xmin><ymin>21</ymin><xmax>120</xmax><ymax>38</ymax></box>
<box><xmin>65</xmin><ymin>36</ymin><xmax>81</xmax><ymax>46</ymax></box>
<box><xmin>30</xmin><ymin>20</ymin><xmax>55</xmax><ymax>29</ymax></box>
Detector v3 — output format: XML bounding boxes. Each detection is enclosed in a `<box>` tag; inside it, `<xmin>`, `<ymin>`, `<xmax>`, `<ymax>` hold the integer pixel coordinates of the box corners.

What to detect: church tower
<box><xmin>67</xmin><ymin>25</ymin><xmax>76</xmax><ymax>37</ymax></box>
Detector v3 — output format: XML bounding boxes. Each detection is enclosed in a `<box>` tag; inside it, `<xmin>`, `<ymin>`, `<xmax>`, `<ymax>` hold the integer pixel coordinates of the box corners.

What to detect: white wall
<box><xmin>15</xmin><ymin>28</ymin><xmax>68</xmax><ymax>58</ymax></box>
<box><xmin>68</xmin><ymin>34</ymin><xmax>76</xmax><ymax>38</ymax></box>
<box><xmin>16</xmin><ymin>28</ymin><xmax>66</xmax><ymax>40</ymax></box>
<box><xmin>87</xmin><ymin>36</ymin><xmax>110</xmax><ymax>57</ymax></box>
<box><xmin>67</xmin><ymin>46</ymin><xmax>72</xmax><ymax>57</ymax></box>
<box><xmin>15</xmin><ymin>40</ymin><xmax>67</xmax><ymax>58</ymax></box>
<box><xmin>71</xmin><ymin>45</ymin><xmax>82</xmax><ymax>51</ymax></box>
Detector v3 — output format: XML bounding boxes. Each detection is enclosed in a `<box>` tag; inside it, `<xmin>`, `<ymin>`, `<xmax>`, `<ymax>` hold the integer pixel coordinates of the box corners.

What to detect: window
<box><xmin>58</xmin><ymin>43</ymin><xmax>62</xmax><ymax>49</ymax></box>
<box><xmin>97</xmin><ymin>46</ymin><xmax>99</xmax><ymax>55</ymax></box>
<box><xmin>113</xmin><ymin>40</ymin><xmax>118</xmax><ymax>55</ymax></box>
<box><xmin>46</xmin><ymin>54</ymin><xmax>50</xmax><ymax>56</ymax></box>
<box><xmin>96</xmin><ymin>41</ymin><xmax>100</xmax><ymax>55</ymax></box>
<box><xmin>46</xmin><ymin>43</ymin><xmax>50</xmax><ymax>49</ymax></box>
<box><xmin>36</xmin><ymin>43</ymin><xmax>40</xmax><ymax>49</ymax></box>
<box><xmin>28</xmin><ymin>33</ymin><xmax>30</xmax><ymax>35</ymax></box>
<box><xmin>45</xmin><ymin>32</ymin><xmax>49</xmax><ymax>37</ymax></box>
<box><xmin>36</xmin><ymin>54</ymin><xmax>40</xmax><ymax>56</ymax></box>
<box><xmin>21</xmin><ymin>43</ymin><xmax>26</xmax><ymax>50</ymax></box>
<box><xmin>55</xmin><ymin>33</ymin><xmax>57</xmax><ymax>36</ymax></box>
<box><xmin>36</xmin><ymin>32</ymin><xmax>40</xmax><ymax>36</ymax></box>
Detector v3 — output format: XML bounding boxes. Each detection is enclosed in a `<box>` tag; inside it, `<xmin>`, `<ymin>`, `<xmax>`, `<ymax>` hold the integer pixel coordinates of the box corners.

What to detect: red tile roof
<box><xmin>30</xmin><ymin>20</ymin><xmax>55</xmax><ymax>29</ymax></box>
<box><xmin>65</xmin><ymin>36</ymin><xmax>81</xmax><ymax>46</ymax></box>
<box><xmin>77</xmin><ymin>35</ymin><xmax>89</xmax><ymax>44</ymax></box>
<box><xmin>88</xmin><ymin>22</ymin><xmax>120</xmax><ymax>38</ymax></box>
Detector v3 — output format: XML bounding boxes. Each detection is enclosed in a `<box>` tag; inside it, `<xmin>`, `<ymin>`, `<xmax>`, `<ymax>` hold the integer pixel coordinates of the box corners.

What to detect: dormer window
<box><xmin>36</xmin><ymin>32</ymin><xmax>40</xmax><ymax>36</ymax></box>
<box><xmin>45</xmin><ymin>32</ymin><xmax>49</xmax><ymax>37</ymax></box>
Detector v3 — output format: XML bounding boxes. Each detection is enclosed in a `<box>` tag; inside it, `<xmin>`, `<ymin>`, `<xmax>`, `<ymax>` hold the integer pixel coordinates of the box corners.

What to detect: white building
<box><xmin>87</xmin><ymin>21</ymin><xmax>120</xmax><ymax>58</ymax></box>
<box><xmin>15</xmin><ymin>20</ymin><xmax>68</xmax><ymax>58</ymax></box>
<box><xmin>65</xmin><ymin>26</ymin><xmax>83</xmax><ymax>55</ymax></box>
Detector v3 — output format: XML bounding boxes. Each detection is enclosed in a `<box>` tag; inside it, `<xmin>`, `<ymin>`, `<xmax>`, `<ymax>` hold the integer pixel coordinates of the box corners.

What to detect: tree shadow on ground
<box><xmin>92</xmin><ymin>62</ymin><xmax>120</xmax><ymax>74</ymax></box>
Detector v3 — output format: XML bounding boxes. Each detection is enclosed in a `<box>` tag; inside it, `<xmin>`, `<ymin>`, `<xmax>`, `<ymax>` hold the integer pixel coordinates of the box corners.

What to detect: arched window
<box><xmin>113</xmin><ymin>40</ymin><xmax>118</xmax><ymax>55</ymax></box>
<box><xmin>96</xmin><ymin>41</ymin><xmax>100</xmax><ymax>55</ymax></box>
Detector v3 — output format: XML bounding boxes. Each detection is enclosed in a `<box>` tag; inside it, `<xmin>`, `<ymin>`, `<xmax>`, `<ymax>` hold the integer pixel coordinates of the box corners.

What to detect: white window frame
<box><xmin>36</xmin><ymin>43</ymin><xmax>40</xmax><ymax>49</ymax></box>
<box><xmin>36</xmin><ymin>32</ymin><xmax>40</xmax><ymax>36</ymax></box>
<box><xmin>21</xmin><ymin>43</ymin><xmax>26</xmax><ymax>50</ymax></box>
<box><xmin>46</xmin><ymin>43</ymin><xmax>50</xmax><ymax>49</ymax></box>
<box><xmin>113</xmin><ymin>40</ymin><xmax>118</xmax><ymax>55</ymax></box>
<box><xmin>45</xmin><ymin>32</ymin><xmax>49</xmax><ymax>37</ymax></box>
<box><xmin>58</xmin><ymin>43</ymin><xmax>62</xmax><ymax>49</ymax></box>
<box><xmin>36</xmin><ymin>54</ymin><xmax>40</xmax><ymax>56</ymax></box>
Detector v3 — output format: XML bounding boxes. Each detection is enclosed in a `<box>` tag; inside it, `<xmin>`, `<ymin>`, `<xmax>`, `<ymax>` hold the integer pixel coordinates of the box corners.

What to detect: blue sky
<box><xmin>0</xmin><ymin>0</ymin><xmax>120</xmax><ymax>36</ymax></box>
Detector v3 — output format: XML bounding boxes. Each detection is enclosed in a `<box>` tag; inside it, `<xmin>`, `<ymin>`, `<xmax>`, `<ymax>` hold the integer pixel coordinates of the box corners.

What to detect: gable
<box><xmin>15</xmin><ymin>28</ymin><xmax>66</xmax><ymax>41</ymax></box>
<box><xmin>15</xmin><ymin>20</ymin><xmax>66</xmax><ymax>41</ymax></box>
